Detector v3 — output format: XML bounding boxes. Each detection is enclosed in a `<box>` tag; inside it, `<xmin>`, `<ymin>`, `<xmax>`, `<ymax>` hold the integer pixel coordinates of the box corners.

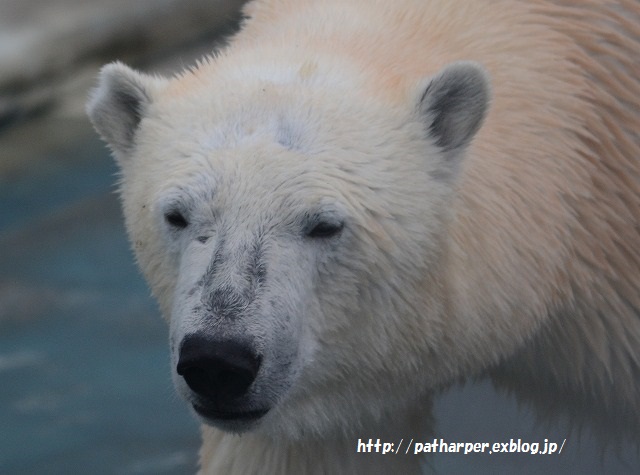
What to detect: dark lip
<box><xmin>193</xmin><ymin>404</ymin><xmax>270</xmax><ymax>422</ymax></box>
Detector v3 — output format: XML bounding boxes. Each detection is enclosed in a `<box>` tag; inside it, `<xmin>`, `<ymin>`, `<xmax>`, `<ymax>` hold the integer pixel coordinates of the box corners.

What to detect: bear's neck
<box><xmin>198</xmin><ymin>409</ymin><xmax>431</xmax><ymax>475</ymax></box>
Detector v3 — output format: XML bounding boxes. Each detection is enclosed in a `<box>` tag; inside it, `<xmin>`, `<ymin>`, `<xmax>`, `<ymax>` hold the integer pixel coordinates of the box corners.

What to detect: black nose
<box><xmin>177</xmin><ymin>334</ymin><xmax>262</xmax><ymax>402</ymax></box>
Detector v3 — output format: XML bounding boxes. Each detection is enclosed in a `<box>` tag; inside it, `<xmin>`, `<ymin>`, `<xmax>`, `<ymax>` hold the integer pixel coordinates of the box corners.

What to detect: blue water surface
<box><xmin>0</xmin><ymin>134</ymin><xmax>199</xmax><ymax>474</ymax></box>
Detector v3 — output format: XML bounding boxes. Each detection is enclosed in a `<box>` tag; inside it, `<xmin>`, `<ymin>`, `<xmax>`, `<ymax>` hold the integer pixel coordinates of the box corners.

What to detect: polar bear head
<box><xmin>87</xmin><ymin>58</ymin><xmax>489</xmax><ymax>437</ymax></box>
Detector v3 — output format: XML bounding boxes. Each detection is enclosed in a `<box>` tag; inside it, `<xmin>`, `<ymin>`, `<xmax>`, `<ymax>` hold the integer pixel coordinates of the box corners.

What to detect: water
<box><xmin>0</xmin><ymin>134</ymin><xmax>200</xmax><ymax>474</ymax></box>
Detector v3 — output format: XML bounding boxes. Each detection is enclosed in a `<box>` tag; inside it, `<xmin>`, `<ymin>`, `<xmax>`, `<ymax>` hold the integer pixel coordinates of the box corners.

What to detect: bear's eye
<box><xmin>164</xmin><ymin>210</ymin><xmax>189</xmax><ymax>229</ymax></box>
<box><xmin>307</xmin><ymin>221</ymin><xmax>344</xmax><ymax>238</ymax></box>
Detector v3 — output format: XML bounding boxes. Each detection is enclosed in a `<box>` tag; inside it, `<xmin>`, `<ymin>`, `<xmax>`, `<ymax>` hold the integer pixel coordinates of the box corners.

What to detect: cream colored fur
<box><xmin>87</xmin><ymin>0</ymin><xmax>640</xmax><ymax>473</ymax></box>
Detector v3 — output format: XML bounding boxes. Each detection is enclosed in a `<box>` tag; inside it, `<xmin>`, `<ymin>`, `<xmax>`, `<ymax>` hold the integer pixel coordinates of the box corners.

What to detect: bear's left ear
<box><xmin>416</xmin><ymin>61</ymin><xmax>490</xmax><ymax>156</ymax></box>
<box><xmin>86</xmin><ymin>62</ymin><xmax>167</xmax><ymax>162</ymax></box>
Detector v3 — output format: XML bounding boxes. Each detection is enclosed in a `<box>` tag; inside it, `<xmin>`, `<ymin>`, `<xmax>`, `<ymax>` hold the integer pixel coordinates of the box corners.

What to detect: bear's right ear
<box><xmin>86</xmin><ymin>62</ymin><xmax>167</xmax><ymax>161</ymax></box>
<box><xmin>416</xmin><ymin>61</ymin><xmax>490</xmax><ymax>157</ymax></box>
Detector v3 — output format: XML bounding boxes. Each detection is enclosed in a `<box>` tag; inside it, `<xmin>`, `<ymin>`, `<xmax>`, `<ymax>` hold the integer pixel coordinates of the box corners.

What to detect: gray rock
<box><xmin>0</xmin><ymin>0</ymin><xmax>247</xmax><ymax>131</ymax></box>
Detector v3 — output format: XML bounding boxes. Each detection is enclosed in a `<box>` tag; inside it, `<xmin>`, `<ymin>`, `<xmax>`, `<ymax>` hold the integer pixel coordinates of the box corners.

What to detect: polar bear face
<box><xmin>88</xmin><ymin>60</ymin><xmax>489</xmax><ymax>437</ymax></box>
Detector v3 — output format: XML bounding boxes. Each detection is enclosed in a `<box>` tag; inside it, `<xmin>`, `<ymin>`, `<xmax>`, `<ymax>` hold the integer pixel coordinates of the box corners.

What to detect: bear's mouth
<box><xmin>192</xmin><ymin>403</ymin><xmax>270</xmax><ymax>423</ymax></box>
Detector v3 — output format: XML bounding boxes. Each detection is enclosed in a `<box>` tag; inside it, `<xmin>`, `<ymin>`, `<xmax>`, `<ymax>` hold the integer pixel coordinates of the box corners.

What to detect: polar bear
<box><xmin>87</xmin><ymin>0</ymin><xmax>640</xmax><ymax>473</ymax></box>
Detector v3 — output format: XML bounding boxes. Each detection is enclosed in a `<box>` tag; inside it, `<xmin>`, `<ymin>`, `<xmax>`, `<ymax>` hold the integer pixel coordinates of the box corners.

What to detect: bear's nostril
<box><xmin>177</xmin><ymin>366</ymin><xmax>210</xmax><ymax>397</ymax></box>
<box><xmin>177</xmin><ymin>335</ymin><xmax>261</xmax><ymax>402</ymax></box>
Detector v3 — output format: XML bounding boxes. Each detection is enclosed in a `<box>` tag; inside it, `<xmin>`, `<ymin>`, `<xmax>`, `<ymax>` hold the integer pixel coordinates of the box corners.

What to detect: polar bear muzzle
<box><xmin>176</xmin><ymin>333</ymin><xmax>267</xmax><ymax>423</ymax></box>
